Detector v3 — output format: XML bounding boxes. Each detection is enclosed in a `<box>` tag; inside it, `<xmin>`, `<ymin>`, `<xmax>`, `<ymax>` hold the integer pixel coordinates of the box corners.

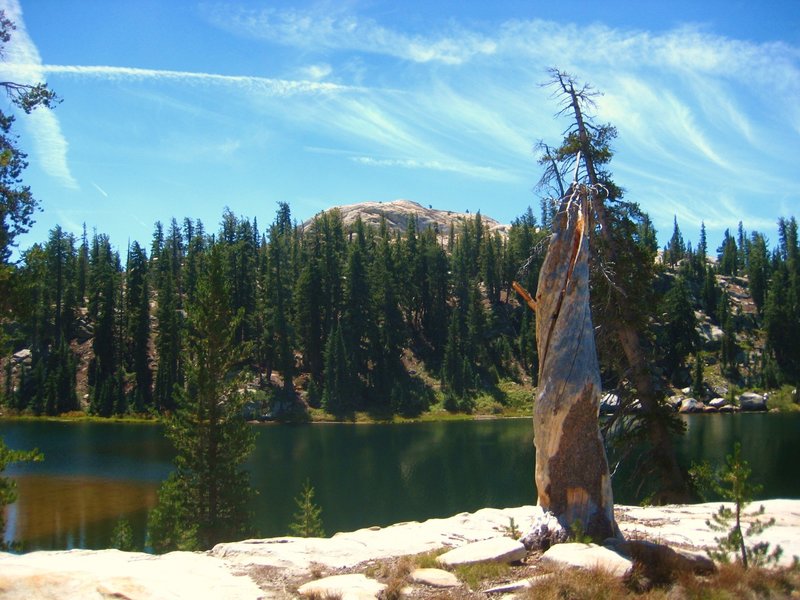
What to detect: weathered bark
<box><xmin>532</xmin><ymin>186</ymin><xmax>619</xmax><ymax>542</ymax></box>
<box><xmin>553</xmin><ymin>69</ymin><xmax>690</xmax><ymax>503</ymax></box>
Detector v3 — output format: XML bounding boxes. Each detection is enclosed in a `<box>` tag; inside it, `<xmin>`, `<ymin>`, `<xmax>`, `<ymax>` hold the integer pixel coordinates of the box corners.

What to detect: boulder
<box><xmin>437</xmin><ymin>537</ymin><xmax>526</xmax><ymax>567</ymax></box>
<box><xmin>679</xmin><ymin>398</ymin><xmax>704</xmax><ymax>413</ymax></box>
<box><xmin>719</xmin><ymin>404</ymin><xmax>738</xmax><ymax>413</ymax></box>
<box><xmin>12</xmin><ymin>348</ymin><xmax>31</xmax><ymax>364</ymax></box>
<box><xmin>712</xmin><ymin>385</ymin><xmax>729</xmax><ymax>398</ymax></box>
<box><xmin>697</xmin><ymin>322</ymin><xmax>724</xmax><ymax>350</ymax></box>
<box><xmin>667</xmin><ymin>395</ymin><xmax>683</xmax><ymax>411</ymax></box>
<box><xmin>702</xmin><ymin>405</ymin><xmax>718</xmax><ymax>413</ymax></box>
<box><xmin>708</xmin><ymin>397</ymin><xmax>728</xmax><ymax>409</ymax></box>
<box><xmin>410</xmin><ymin>568</ymin><xmax>460</xmax><ymax>588</ymax></box>
<box><xmin>540</xmin><ymin>543</ymin><xmax>633</xmax><ymax>577</ymax></box>
<box><xmin>298</xmin><ymin>574</ymin><xmax>386</xmax><ymax>600</ymax></box>
<box><xmin>739</xmin><ymin>392</ymin><xmax>767</xmax><ymax>412</ymax></box>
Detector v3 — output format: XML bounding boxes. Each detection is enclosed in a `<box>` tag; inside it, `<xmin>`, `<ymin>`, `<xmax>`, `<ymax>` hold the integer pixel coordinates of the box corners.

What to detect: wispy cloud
<box><xmin>5</xmin><ymin>0</ymin><xmax>799</xmax><ymax>246</ymax></box>
<box><xmin>204</xmin><ymin>5</ymin><xmax>497</xmax><ymax>65</ymax></box>
<box><xmin>91</xmin><ymin>182</ymin><xmax>109</xmax><ymax>198</ymax></box>
<box><xmin>0</xmin><ymin>0</ymin><xmax>78</xmax><ymax>189</ymax></box>
<box><xmin>299</xmin><ymin>63</ymin><xmax>332</xmax><ymax>81</ymax></box>
<box><xmin>36</xmin><ymin>64</ymin><xmax>355</xmax><ymax>96</ymax></box>
<box><xmin>351</xmin><ymin>156</ymin><xmax>518</xmax><ymax>182</ymax></box>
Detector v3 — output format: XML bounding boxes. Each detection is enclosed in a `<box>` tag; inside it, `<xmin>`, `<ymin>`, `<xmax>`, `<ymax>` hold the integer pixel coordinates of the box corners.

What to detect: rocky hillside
<box><xmin>303</xmin><ymin>199</ymin><xmax>511</xmax><ymax>238</ymax></box>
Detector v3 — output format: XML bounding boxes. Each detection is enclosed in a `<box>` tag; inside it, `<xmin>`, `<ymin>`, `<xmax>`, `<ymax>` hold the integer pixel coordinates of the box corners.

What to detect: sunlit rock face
<box><xmin>303</xmin><ymin>199</ymin><xmax>510</xmax><ymax>239</ymax></box>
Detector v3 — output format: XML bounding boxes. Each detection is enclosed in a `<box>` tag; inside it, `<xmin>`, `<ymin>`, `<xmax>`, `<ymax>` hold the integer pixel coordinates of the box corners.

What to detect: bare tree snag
<box><xmin>546</xmin><ymin>68</ymin><xmax>690</xmax><ymax>503</ymax></box>
<box><xmin>522</xmin><ymin>184</ymin><xmax>620</xmax><ymax>546</ymax></box>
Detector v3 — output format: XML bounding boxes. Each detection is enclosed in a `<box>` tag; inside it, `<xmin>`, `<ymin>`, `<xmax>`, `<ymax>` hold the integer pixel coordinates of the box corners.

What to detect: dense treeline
<box><xmin>1</xmin><ymin>201</ymin><xmax>798</xmax><ymax>421</ymax></box>
<box><xmin>661</xmin><ymin>216</ymin><xmax>800</xmax><ymax>390</ymax></box>
<box><xmin>0</xmin><ymin>204</ymin><xmax>548</xmax><ymax>418</ymax></box>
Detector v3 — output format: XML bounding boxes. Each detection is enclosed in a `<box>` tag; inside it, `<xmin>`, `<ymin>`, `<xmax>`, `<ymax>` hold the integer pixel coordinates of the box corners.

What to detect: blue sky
<box><xmin>1</xmin><ymin>0</ymin><xmax>798</xmax><ymax>255</ymax></box>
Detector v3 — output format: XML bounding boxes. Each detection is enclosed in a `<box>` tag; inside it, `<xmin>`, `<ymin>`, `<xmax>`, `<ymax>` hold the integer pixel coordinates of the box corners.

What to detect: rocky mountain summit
<box><xmin>303</xmin><ymin>199</ymin><xmax>511</xmax><ymax>238</ymax></box>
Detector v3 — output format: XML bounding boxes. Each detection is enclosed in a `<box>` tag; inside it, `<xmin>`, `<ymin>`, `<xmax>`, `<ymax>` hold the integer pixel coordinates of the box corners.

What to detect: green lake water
<box><xmin>1</xmin><ymin>413</ymin><xmax>798</xmax><ymax>551</ymax></box>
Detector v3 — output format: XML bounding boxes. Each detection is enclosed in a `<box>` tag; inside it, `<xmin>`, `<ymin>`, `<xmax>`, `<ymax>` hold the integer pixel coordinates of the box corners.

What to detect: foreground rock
<box><xmin>212</xmin><ymin>506</ymin><xmax>539</xmax><ymax>573</ymax></box>
<box><xmin>410</xmin><ymin>568</ymin><xmax>460</xmax><ymax>588</ymax></box>
<box><xmin>297</xmin><ymin>573</ymin><xmax>385</xmax><ymax>600</ymax></box>
<box><xmin>541</xmin><ymin>542</ymin><xmax>633</xmax><ymax>577</ymax></box>
<box><xmin>436</xmin><ymin>537</ymin><xmax>526</xmax><ymax>567</ymax></box>
<box><xmin>1</xmin><ymin>500</ymin><xmax>798</xmax><ymax>599</ymax></box>
<box><xmin>0</xmin><ymin>549</ymin><xmax>265</xmax><ymax>600</ymax></box>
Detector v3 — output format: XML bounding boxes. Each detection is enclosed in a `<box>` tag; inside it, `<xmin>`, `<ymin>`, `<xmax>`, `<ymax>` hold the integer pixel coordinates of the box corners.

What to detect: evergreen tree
<box><xmin>763</xmin><ymin>265</ymin><xmax>800</xmax><ymax>384</ymax></box>
<box><xmin>150</xmin><ymin>221</ymin><xmax>164</xmax><ymax>270</ymax></box>
<box><xmin>701</xmin><ymin>264</ymin><xmax>720</xmax><ymax>322</ymax></box>
<box><xmin>88</xmin><ymin>234</ymin><xmax>124</xmax><ymax>416</ymax></box>
<box><xmin>747</xmin><ymin>232</ymin><xmax>770</xmax><ymax>313</ymax></box>
<box><xmin>220</xmin><ymin>211</ymin><xmax>257</xmax><ymax>347</ymax></box>
<box><xmin>691</xmin><ymin>352</ymin><xmax>705</xmax><ymax>400</ymax></box>
<box><xmin>717</xmin><ymin>229</ymin><xmax>738</xmax><ymax>276</ymax></box>
<box><xmin>125</xmin><ymin>242</ymin><xmax>152</xmax><ymax>412</ymax></box>
<box><xmin>636</xmin><ymin>213</ymin><xmax>658</xmax><ymax>256</ymax></box>
<box><xmin>321</xmin><ymin>321</ymin><xmax>355</xmax><ymax>415</ymax></box>
<box><xmin>148</xmin><ymin>244</ymin><xmax>256</xmax><ymax>551</ymax></box>
<box><xmin>442</xmin><ymin>310</ymin><xmax>466</xmax><ymax>401</ymax></box>
<box><xmin>183</xmin><ymin>219</ymin><xmax>205</xmax><ymax>306</ymax></box>
<box><xmin>419</xmin><ymin>228</ymin><xmax>449</xmax><ymax>365</ymax></box>
<box><xmin>698</xmin><ymin>221</ymin><xmax>708</xmax><ymax>263</ymax></box>
<box><xmin>76</xmin><ymin>224</ymin><xmax>89</xmax><ymax>306</ymax></box>
<box><xmin>288</xmin><ymin>479</ymin><xmax>325</xmax><ymax>537</ymax></box>
<box><xmin>660</xmin><ymin>278</ymin><xmax>698</xmax><ymax>377</ymax></box>
<box><xmin>295</xmin><ymin>251</ymin><xmax>324</xmax><ymax>383</ymax></box>
<box><xmin>737</xmin><ymin>221</ymin><xmax>749</xmax><ymax>272</ymax></box>
<box><xmin>341</xmin><ymin>230</ymin><xmax>371</xmax><ymax>396</ymax></box>
<box><xmin>666</xmin><ymin>216</ymin><xmax>685</xmax><ymax>267</ymax></box>
<box><xmin>718</xmin><ymin>292</ymin><xmax>739</xmax><ymax>378</ymax></box>
<box><xmin>264</xmin><ymin>208</ymin><xmax>296</xmax><ymax>402</ymax></box>
<box><xmin>367</xmin><ymin>227</ymin><xmax>405</xmax><ymax>405</ymax></box>
<box><xmin>154</xmin><ymin>264</ymin><xmax>182</xmax><ymax>412</ymax></box>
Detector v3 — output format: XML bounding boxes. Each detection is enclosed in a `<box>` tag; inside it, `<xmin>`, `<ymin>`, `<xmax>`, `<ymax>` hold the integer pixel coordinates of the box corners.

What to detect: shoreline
<box><xmin>2</xmin><ymin>500</ymin><xmax>798</xmax><ymax>599</ymax></box>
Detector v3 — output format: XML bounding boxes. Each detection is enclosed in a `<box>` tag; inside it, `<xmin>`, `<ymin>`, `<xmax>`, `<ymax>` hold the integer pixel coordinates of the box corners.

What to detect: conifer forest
<box><xmin>1</xmin><ymin>201</ymin><xmax>798</xmax><ymax>421</ymax></box>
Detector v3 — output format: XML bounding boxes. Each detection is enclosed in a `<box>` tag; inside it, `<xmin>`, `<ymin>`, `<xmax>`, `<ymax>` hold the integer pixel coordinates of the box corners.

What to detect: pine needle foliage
<box><xmin>692</xmin><ymin>443</ymin><xmax>782</xmax><ymax>569</ymax></box>
<box><xmin>288</xmin><ymin>479</ymin><xmax>325</xmax><ymax>538</ymax></box>
<box><xmin>148</xmin><ymin>243</ymin><xmax>256</xmax><ymax>552</ymax></box>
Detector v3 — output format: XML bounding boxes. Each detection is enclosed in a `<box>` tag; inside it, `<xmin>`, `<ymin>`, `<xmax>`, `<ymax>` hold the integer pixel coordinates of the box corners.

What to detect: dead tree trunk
<box><xmin>530</xmin><ymin>184</ymin><xmax>619</xmax><ymax>543</ymax></box>
<box><xmin>551</xmin><ymin>68</ymin><xmax>690</xmax><ymax>504</ymax></box>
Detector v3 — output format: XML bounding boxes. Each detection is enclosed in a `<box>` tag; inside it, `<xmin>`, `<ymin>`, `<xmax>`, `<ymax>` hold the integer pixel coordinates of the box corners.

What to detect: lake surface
<box><xmin>2</xmin><ymin>413</ymin><xmax>799</xmax><ymax>551</ymax></box>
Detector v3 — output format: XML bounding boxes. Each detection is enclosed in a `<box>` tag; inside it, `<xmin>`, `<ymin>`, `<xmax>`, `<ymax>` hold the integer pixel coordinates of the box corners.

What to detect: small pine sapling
<box><xmin>288</xmin><ymin>479</ymin><xmax>325</xmax><ymax>538</ymax></box>
<box><xmin>110</xmin><ymin>517</ymin><xmax>135</xmax><ymax>551</ymax></box>
<box><xmin>691</xmin><ymin>443</ymin><xmax>782</xmax><ymax>569</ymax></box>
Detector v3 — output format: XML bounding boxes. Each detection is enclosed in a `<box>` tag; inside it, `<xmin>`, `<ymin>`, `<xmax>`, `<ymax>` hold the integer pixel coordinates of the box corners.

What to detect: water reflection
<box><xmin>1</xmin><ymin>413</ymin><xmax>798</xmax><ymax>552</ymax></box>
<box><xmin>5</xmin><ymin>475</ymin><xmax>157</xmax><ymax>550</ymax></box>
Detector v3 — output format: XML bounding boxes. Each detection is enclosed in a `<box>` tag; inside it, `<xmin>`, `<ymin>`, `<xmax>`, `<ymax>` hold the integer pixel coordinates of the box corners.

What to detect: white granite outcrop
<box><xmin>1</xmin><ymin>500</ymin><xmax>798</xmax><ymax>599</ymax></box>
